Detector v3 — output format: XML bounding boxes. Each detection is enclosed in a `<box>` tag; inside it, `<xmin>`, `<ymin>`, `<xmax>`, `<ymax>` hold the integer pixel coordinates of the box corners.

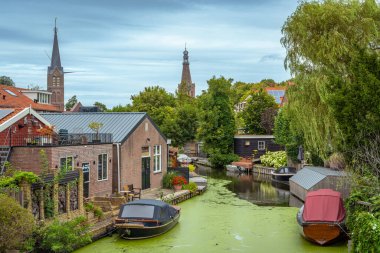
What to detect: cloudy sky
<box><xmin>0</xmin><ymin>0</ymin><xmax>298</xmax><ymax>108</ymax></box>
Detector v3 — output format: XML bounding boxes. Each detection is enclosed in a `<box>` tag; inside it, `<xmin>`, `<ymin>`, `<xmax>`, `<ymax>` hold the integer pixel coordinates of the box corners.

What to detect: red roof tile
<box><xmin>0</xmin><ymin>84</ymin><xmax>60</xmax><ymax>112</ymax></box>
<box><xmin>0</xmin><ymin>107</ymin><xmax>24</xmax><ymax>124</ymax></box>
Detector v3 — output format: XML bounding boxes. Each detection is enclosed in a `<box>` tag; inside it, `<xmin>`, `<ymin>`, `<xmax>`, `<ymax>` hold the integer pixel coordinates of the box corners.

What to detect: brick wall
<box><xmin>10</xmin><ymin>144</ymin><xmax>113</xmax><ymax>197</ymax></box>
<box><xmin>118</xmin><ymin>118</ymin><xmax>167</xmax><ymax>191</ymax></box>
<box><xmin>0</xmin><ymin>114</ymin><xmax>48</xmax><ymax>146</ymax></box>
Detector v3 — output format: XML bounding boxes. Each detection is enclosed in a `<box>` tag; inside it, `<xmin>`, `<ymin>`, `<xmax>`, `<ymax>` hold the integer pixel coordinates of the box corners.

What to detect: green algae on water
<box><xmin>74</xmin><ymin>178</ymin><xmax>347</xmax><ymax>253</ymax></box>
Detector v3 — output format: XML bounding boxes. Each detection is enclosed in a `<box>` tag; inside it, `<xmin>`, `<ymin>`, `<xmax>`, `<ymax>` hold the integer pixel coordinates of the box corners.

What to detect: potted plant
<box><xmin>88</xmin><ymin>122</ymin><xmax>103</xmax><ymax>143</ymax></box>
<box><xmin>171</xmin><ymin>176</ymin><xmax>187</xmax><ymax>191</ymax></box>
<box><xmin>37</xmin><ymin>125</ymin><xmax>55</xmax><ymax>145</ymax></box>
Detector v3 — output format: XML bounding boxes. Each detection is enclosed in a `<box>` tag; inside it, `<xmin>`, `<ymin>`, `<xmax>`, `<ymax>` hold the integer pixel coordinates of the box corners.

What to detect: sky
<box><xmin>0</xmin><ymin>0</ymin><xmax>299</xmax><ymax>108</ymax></box>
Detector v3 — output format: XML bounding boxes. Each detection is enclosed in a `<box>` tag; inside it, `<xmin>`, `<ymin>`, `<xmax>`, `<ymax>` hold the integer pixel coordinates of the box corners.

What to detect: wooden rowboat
<box><xmin>296</xmin><ymin>189</ymin><xmax>347</xmax><ymax>245</ymax></box>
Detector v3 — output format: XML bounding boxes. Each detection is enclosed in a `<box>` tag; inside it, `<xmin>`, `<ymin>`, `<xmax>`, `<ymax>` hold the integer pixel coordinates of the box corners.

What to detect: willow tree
<box><xmin>281</xmin><ymin>0</ymin><xmax>380</xmax><ymax>160</ymax></box>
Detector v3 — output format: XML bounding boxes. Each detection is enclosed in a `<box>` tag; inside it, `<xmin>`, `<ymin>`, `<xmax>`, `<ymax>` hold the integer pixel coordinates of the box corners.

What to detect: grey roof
<box><xmin>0</xmin><ymin>109</ymin><xmax>14</xmax><ymax>120</ymax></box>
<box><xmin>290</xmin><ymin>166</ymin><xmax>346</xmax><ymax>190</ymax></box>
<box><xmin>40</xmin><ymin>112</ymin><xmax>149</xmax><ymax>143</ymax></box>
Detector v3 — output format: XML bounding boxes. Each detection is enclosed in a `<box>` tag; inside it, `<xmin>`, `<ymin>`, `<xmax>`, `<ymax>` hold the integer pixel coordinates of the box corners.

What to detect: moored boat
<box><xmin>297</xmin><ymin>189</ymin><xmax>346</xmax><ymax>245</ymax></box>
<box><xmin>115</xmin><ymin>199</ymin><xmax>180</xmax><ymax>239</ymax></box>
<box><xmin>271</xmin><ymin>166</ymin><xmax>297</xmax><ymax>182</ymax></box>
<box><xmin>226</xmin><ymin>164</ymin><xmax>245</xmax><ymax>173</ymax></box>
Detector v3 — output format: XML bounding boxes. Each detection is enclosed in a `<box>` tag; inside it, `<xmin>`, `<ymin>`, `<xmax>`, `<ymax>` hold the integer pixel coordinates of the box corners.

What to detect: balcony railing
<box><xmin>7</xmin><ymin>133</ymin><xmax>113</xmax><ymax>147</ymax></box>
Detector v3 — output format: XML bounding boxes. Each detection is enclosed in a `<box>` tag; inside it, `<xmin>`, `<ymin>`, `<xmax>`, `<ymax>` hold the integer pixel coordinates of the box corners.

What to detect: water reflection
<box><xmin>196</xmin><ymin>166</ymin><xmax>290</xmax><ymax>207</ymax></box>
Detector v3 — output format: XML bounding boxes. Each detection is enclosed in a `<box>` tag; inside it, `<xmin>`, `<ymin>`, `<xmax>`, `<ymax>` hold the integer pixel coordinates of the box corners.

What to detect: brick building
<box><xmin>41</xmin><ymin>112</ymin><xmax>168</xmax><ymax>193</ymax></box>
<box><xmin>178</xmin><ymin>46</ymin><xmax>195</xmax><ymax>97</ymax></box>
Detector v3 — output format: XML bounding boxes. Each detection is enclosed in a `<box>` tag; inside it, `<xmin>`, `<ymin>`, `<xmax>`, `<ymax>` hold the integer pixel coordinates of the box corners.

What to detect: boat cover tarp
<box><xmin>303</xmin><ymin>189</ymin><xmax>345</xmax><ymax>222</ymax></box>
<box><xmin>119</xmin><ymin>199</ymin><xmax>177</xmax><ymax>222</ymax></box>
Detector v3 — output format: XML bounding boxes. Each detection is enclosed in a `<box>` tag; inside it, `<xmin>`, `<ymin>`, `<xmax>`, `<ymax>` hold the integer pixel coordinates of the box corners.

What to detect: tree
<box><xmin>94</xmin><ymin>101</ymin><xmax>108</xmax><ymax>112</ymax></box>
<box><xmin>129</xmin><ymin>86</ymin><xmax>176</xmax><ymax>126</ymax></box>
<box><xmin>197</xmin><ymin>77</ymin><xmax>238</xmax><ymax>168</ymax></box>
<box><xmin>280</xmin><ymin>0</ymin><xmax>380</xmax><ymax>161</ymax></box>
<box><xmin>65</xmin><ymin>95</ymin><xmax>77</xmax><ymax>111</ymax></box>
<box><xmin>241</xmin><ymin>90</ymin><xmax>277</xmax><ymax>134</ymax></box>
<box><xmin>88</xmin><ymin>122</ymin><xmax>103</xmax><ymax>140</ymax></box>
<box><xmin>0</xmin><ymin>76</ymin><xmax>15</xmax><ymax>86</ymax></box>
<box><xmin>0</xmin><ymin>194</ymin><xmax>35</xmax><ymax>252</ymax></box>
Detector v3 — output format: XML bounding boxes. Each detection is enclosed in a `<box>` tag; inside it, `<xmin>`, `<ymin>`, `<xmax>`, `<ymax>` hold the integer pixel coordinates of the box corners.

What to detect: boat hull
<box><xmin>116</xmin><ymin>212</ymin><xmax>180</xmax><ymax>239</ymax></box>
<box><xmin>271</xmin><ymin>173</ymin><xmax>295</xmax><ymax>182</ymax></box>
<box><xmin>298</xmin><ymin>222</ymin><xmax>344</xmax><ymax>245</ymax></box>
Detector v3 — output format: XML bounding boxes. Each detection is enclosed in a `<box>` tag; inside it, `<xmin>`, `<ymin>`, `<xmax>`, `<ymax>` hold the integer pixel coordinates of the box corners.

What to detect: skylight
<box><xmin>4</xmin><ymin>89</ymin><xmax>17</xmax><ymax>96</ymax></box>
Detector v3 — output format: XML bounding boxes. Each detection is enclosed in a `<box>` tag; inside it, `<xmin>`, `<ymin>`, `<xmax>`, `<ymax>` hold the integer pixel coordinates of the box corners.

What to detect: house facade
<box><xmin>234</xmin><ymin>135</ymin><xmax>284</xmax><ymax>160</ymax></box>
<box><xmin>41</xmin><ymin>112</ymin><xmax>168</xmax><ymax>193</ymax></box>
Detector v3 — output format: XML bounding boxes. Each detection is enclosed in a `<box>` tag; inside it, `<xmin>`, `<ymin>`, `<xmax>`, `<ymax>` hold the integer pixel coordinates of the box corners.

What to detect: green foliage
<box><xmin>182</xmin><ymin>182</ymin><xmax>198</xmax><ymax>192</ymax></box>
<box><xmin>0</xmin><ymin>75</ymin><xmax>15</xmax><ymax>86</ymax></box>
<box><xmin>35</xmin><ymin>216</ymin><xmax>91</xmax><ymax>253</ymax></box>
<box><xmin>84</xmin><ymin>202</ymin><xmax>94</xmax><ymax>212</ymax></box>
<box><xmin>350</xmin><ymin>212</ymin><xmax>380</xmax><ymax>253</ymax></box>
<box><xmin>208</xmin><ymin>153</ymin><xmax>239</xmax><ymax>170</ymax></box>
<box><xmin>93</xmin><ymin>206</ymin><xmax>103</xmax><ymax>218</ymax></box>
<box><xmin>241</xmin><ymin>90</ymin><xmax>277</xmax><ymax>134</ymax></box>
<box><xmin>65</xmin><ymin>95</ymin><xmax>78</xmax><ymax>111</ymax></box>
<box><xmin>162</xmin><ymin>171</ymin><xmax>178</xmax><ymax>189</ymax></box>
<box><xmin>260</xmin><ymin>151</ymin><xmax>287</xmax><ymax>169</ymax></box>
<box><xmin>88</xmin><ymin>121</ymin><xmax>103</xmax><ymax>135</ymax></box>
<box><xmin>0</xmin><ymin>171</ymin><xmax>40</xmax><ymax>188</ymax></box>
<box><xmin>94</xmin><ymin>101</ymin><xmax>108</xmax><ymax>112</ymax></box>
<box><xmin>0</xmin><ymin>194</ymin><xmax>35</xmax><ymax>252</ymax></box>
<box><xmin>281</xmin><ymin>0</ymin><xmax>380</xmax><ymax>76</ymax></box>
<box><xmin>197</xmin><ymin>77</ymin><xmax>236</xmax><ymax>168</ymax></box>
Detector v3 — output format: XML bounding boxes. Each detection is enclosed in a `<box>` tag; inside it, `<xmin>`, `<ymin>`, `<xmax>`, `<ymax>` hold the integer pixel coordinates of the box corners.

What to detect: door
<box><xmin>82</xmin><ymin>163</ymin><xmax>90</xmax><ymax>198</ymax></box>
<box><xmin>141</xmin><ymin>157</ymin><xmax>151</xmax><ymax>190</ymax></box>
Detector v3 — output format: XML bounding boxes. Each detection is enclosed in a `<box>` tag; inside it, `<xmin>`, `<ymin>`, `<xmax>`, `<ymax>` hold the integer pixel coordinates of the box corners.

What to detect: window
<box><xmin>153</xmin><ymin>145</ymin><xmax>162</xmax><ymax>172</ymax></box>
<box><xmin>60</xmin><ymin>156</ymin><xmax>73</xmax><ymax>171</ymax></box>
<box><xmin>98</xmin><ymin>154</ymin><xmax>108</xmax><ymax>181</ymax></box>
<box><xmin>258</xmin><ymin>141</ymin><xmax>265</xmax><ymax>150</ymax></box>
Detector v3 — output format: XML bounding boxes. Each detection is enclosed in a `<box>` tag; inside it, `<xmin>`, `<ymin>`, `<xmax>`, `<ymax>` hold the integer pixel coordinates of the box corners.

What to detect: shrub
<box><xmin>172</xmin><ymin>176</ymin><xmax>187</xmax><ymax>186</ymax></box>
<box><xmin>260</xmin><ymin>151</ymin><xmax>287</xmax><ymax>168</ymax></box>
<box><xmin>0</xmin><ymin>194</ymin><xmax>35</xmax><ymax>252</ymax></box>
<box><xmin>188</xmin><ymin>164</ymin><xmax>196</xmax><ymax>172</ymax></box>
<box><xmin>84</xmin><ymin>202</ymin><xmax>94</xmax><ymax>212</ymax></box>
<box><xmin>93</xmin><ymin>206</ymin><xmax>103</xmax><ymax>218</ymax></box>
<box><xmin>35</xmin><ymin>216</ymin><xmax>91</xmax><ymax>253</ymax></box>
<box><xmin>162</xmin><ymin>171</ymin><xmax>178</xmax><ymax>189</ymax></box>
<box><xmin>208</xmin><ymin>152</ymin><xmax>239</xmax><ymax>169</ymax></box>
<box><xmin>182</xmin><ymin>182</ymin><xmax>197</xmax><ymax>192</ymax></box>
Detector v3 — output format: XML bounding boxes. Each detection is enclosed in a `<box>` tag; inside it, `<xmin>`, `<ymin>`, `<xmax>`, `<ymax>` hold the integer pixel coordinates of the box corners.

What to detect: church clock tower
<box><xmin>178</xmin><ymin>46</ymin><xmax>195</xmax><ymax>97</ymax></box>
<box><xmin>47</xmin><ymin>19</ymin><xmax>64</xmax><ymax>111</ymax></box>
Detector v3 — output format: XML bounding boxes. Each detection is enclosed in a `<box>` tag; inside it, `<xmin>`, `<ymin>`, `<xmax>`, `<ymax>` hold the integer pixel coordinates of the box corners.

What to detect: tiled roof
<box><xmin>0</xmin><ymin>84</ymin><xmax>60</xmax><ymax>112</ymax></box>
<box><xmin>290</xmin><ymin>166</ymin><xmax>346</xmax><ymax>190</ymax></box>
<box><xmin>40</xmin><ymin>112</ymin><xmax>164</xmax><ymax>143</ymax></box>
<box><xmin>0</xmin><ymin>108</ymin><xmax>23</xmax><ymax>124</ymax></box>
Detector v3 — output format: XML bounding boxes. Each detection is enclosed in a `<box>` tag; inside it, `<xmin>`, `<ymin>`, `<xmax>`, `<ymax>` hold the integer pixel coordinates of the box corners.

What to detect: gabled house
<box><xmin>40</xmin><ymin>112</ymin><xmax>168</xmax><ymax>193</ymax></box>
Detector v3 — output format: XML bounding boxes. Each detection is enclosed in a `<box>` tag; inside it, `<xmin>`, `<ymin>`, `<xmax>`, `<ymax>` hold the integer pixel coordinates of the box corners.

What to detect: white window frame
<box><xmin>258</xmin><ymin>141</ymin><xmax>266</xmax><ymax>150</ymax></box>
<box><xmin>153</xmin><ymin>145</ymin><xmax>162</xmax><ymax>173</ymax></box>
<box><xmin>98</xmin><ymin>153</ymin><xmax>108</xmax><ymax>181</ymax></box>
<box><xmin>60</xmin><ymin>156</ymin><xmax>73</xmax><ymax>171</ymax></box>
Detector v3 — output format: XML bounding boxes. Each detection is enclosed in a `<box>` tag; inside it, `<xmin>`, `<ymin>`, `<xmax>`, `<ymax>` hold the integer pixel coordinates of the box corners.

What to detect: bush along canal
<box><xmin>74</xmin><ymin>177</ymin><xmax>347</xmax><ymax>253</ymax></box>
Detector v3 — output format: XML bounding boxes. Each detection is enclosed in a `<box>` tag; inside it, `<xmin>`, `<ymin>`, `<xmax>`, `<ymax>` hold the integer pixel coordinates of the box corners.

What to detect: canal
<box><xmin>75</xmin><ymin>169</ymin><xmax>348</xmax><ymax>253</ymax></box>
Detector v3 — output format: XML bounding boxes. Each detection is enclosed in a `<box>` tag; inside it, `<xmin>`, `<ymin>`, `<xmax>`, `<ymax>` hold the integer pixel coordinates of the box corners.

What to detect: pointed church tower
<box><xmin>178</xmin><ymin>46</ymin><xmax>195</xmax><ymax>97</ymax></box>
<box><xmin>47</xmin><ymin>19</ymin><xmax>64</xmax><ymax>111</ymax></box>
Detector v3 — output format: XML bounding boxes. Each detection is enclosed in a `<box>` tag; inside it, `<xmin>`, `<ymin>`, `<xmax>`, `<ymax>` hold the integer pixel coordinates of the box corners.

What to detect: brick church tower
<box><xmin>47</xmin><ymin>20</ymin><xmax>64</xmax><ymax>111</ymax></box>
<box><xmin>178</xmin><ymin>46</ymin><xmax>195</xmax><ymax>97</ymax></box>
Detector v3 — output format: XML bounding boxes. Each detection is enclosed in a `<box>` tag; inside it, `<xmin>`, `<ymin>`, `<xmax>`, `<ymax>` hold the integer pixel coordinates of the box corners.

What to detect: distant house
<box><xmin>41</xmin><ymin>112</ymin><xmax>168</xmax><ymax>193</ymax></box>
<box><xmin>234</xmin><ymin>135</ymin><xmax>283</xmax><ymax>160</ymax></box>
<box><xmin>234</xmin><ymin>86</ymin><xmax>287</xmax><ymax>113</ymax></box>
<box><xmin>0</xmin><ymin>84</ymin><xmax>60</xmax><ymax>112</ymax></box>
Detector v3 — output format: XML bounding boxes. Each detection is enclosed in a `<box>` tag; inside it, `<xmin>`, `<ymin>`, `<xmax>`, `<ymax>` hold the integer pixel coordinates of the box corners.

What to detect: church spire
<box><xmin>50</xmin><ymin>18</ymin><xmax>62</xmax><ymax>71</ymax></box>
<box><xmin>47</xmin><ymin>19</ymin><xmax>65</xmax><ymax>112</ymax></box>
<box><xmin>179</xmin><ymin>45</ymin><xmax>195</xmax><ymax>97</ymax></box>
